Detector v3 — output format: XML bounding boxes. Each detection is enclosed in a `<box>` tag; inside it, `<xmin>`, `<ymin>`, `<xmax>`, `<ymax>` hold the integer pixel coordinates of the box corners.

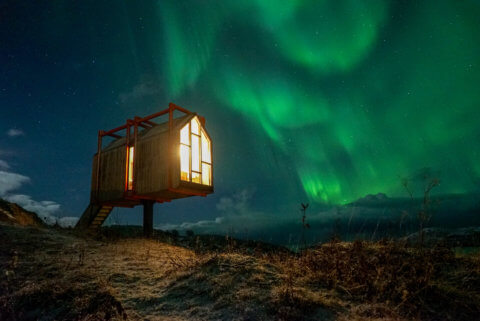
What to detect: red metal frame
<box><xmin>95</xmin><ymin>103</ymin><xmax>208</xmax><ymax>205</ymax></box>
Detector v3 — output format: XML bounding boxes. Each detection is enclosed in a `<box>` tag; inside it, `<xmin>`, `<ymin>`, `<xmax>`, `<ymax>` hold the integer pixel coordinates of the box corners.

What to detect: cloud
<box><xmin>118</xmin><ymin>79</ymin><xmax>160</xmax><ymax>103</ymax></box>
<box><xmin>57</xmin><ymin>216</ymin><xmax>79</xmax><ymax>228</ymax></box>
<box><xmin>0</xmin><ymin>160</ymin><xmax>10</xmax><ymax>169</ymax></box>
<box><xmin>157</xmin><ymin>188</ymin><xmax>273</xmax><ymax>235</ymax></box>
<box><xmin>159</xmin><ymin>217</ymin><xmax>224</xmax><ymax>232</ymax></box>
<box><xmin>0</xmin><ymin>170</ymin><xmax>30</xmax><ymax>195</ymax></box>
<box><xmin>216</xmin><ymin>189</ymin><xmax>253</xmax><ymax>214</ymax></box>
<box><xmin>6</xmin><ymin>128</ymin><xmax>24</xmax><ymax>137</ymax></box>
<box><xmin>4</xmin><ymin>194</ymin><xmax>60</xmax><ymax>222</ymax></box>
<box><xmin>0</xmin><ymin>169</ymin><xmax>64</xmax><ymax>225</ymax></box>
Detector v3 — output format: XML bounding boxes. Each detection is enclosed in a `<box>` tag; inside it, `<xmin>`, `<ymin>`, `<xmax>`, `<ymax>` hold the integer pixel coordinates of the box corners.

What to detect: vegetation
<box><xmin>1</xmin><ymin>223</ymin><xmax>480</xmax><ymax>320</ymax></box>
<box><xmin>401</xmin><ymin>168</ymin><xmax>441</xmax><ymax>246</ymax></box>
<box><xmin>0</xmin><ymin>199</ymin><xmax>45</xmax><ymax>227</ymax></box>
<box><xmin>300</xmin><ymin>203</ymin><xmax>310</xmax><ymax>251</ymax></box>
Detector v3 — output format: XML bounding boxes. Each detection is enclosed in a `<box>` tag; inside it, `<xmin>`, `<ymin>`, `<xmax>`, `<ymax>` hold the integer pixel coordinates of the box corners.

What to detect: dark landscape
<box><xmin>1</xmin><ymin>200</ymin><xmax>480</xmax><ymax>320</ymax></box>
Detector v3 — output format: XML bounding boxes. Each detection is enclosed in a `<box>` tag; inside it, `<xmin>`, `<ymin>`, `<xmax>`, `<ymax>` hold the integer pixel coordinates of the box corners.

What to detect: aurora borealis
<box><xmin>1</xmin><ymin>1</ymin><xmax>480</xmax><ymax>237</ymax></box>
<box><xmin>155</xmin><ymin>0</ymin><xmax>480</xmax><ymax>203</ymax></box>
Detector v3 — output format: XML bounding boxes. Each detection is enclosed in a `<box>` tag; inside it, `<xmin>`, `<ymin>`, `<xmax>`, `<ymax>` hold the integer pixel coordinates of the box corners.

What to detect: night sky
<box><xmin>1</xmin><ymin>1</ymin><xmax>480</xmax><ymax>243</ymax></box>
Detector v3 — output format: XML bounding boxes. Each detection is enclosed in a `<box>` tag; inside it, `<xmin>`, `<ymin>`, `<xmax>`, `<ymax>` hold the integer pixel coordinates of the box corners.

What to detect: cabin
<box><xmin>75</xmin><ymin>103</ymin><xmax>213</xmax><ymax>235</ymax></box>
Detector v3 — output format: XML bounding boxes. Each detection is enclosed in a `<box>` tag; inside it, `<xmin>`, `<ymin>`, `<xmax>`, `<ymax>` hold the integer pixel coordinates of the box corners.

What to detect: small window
<box><xmin>202</xmin><ymin>163</ymin><xmax>211</xmax><ymax>185</ymax></box>
<box><xmin>201</xmin><ymin>130</ymin><xmax>211</xmax><ymax>164</ymax></box>
<box><xmin>127</xmin><ymin>146</ymin><xmax>134</xmax><ymax>190</ymax></box>
<box><xmin>192</xmin><ymin>172</ymin><xmax>201</xmax><ymax>184</ymax></box>
<box><xmin>180</xmin><ymin>123</ymin><xmax>190</xmax><ymax>145</ymax></box>
<box><xmin>191</xmin><ymin>117</ymin><xmax>200</xmax><ymax>135</ymax></box>
<box><xmin>180</xmin><ymin>144</ymin><xmax>190</xmax><ymax>181</ymax></box>
<box><xmin>191</xmin><ymin>134</ymin><xmax>200</xmax><ymax>172</ymax></box>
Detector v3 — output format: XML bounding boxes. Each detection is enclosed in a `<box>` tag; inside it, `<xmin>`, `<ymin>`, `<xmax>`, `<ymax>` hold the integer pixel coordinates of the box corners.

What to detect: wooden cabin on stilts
<box><xmin>75</xmin><ymin>103</ymin><xmax>214</xmax><ymax>236</ymax></box>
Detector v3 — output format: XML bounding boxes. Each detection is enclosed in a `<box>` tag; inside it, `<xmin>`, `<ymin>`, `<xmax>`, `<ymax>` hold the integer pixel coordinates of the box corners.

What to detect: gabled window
<box><xmin>180</xmin><ymin>117</ymin><xmax>212</xmax><ymax>185</ymax></box>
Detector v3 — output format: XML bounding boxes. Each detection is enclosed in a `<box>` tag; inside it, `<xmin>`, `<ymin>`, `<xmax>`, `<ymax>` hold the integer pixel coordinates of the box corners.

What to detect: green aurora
<box><xmin>151</xmin><ymin>0</ymin><xmax>480</xmax><ymax>204</ymax></box>
<box><xmin>37</xmin><ymin>0</ymin><xmax>480</xmax><ymax>206</ymax></box>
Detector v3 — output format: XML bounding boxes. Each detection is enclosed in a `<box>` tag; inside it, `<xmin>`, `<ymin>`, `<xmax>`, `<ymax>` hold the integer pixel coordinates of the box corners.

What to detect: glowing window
<box><xmin>191</xmin><ymin>135</ymin><xmax>200</xmax><ymax>172</ymax></box>
<box><xmin>127</xmin><ymin>146</ymin><xmax>134</xmax><ymax>190</ymax></box>
<box><xmin>180</xmin><ymin>123</ymin><xmax>189</xmax><ymax>145</ymax></box>
<box><xmin>201</xmin><ymin>130</ymin><xmax>211</xmax><ymax>164</ymax></box>
<box><xmin>202</xmin><ymin>163</ymin><xmax>211</xmax><ymax>185</ymax></box>
<box><xmin>191</xmin><ymin>117</ymin><xmax>200</xmax><ymax>135</ymax></box>
<box><xmin>192</xmin><ymin>172</ymin><xmax>201</xmax><ymax>184</ymax></box>
<box><xmin>180</xmin><ymin>144</ymin><xmax>190</xmax><ymax>181</ymax></box>
<box><xmin>179</xmin><ymin>116</ymin><xmax>212</xmax><ymax>186</ymax></box>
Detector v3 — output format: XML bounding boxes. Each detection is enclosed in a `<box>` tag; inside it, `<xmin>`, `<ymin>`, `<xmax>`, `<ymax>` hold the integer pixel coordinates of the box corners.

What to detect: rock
<box><xmin>0</xmin><ymin>198</ymin><xmax>46</xmax><ymax>227</ymax></box>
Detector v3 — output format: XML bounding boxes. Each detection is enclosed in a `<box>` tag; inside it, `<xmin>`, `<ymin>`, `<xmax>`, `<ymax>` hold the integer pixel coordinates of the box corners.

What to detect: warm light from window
<box><xmin>192</xmin><ymin>172</ymin><xmax>201</xmax><ymax>184</ymax></box>
<box><xmin>191</xmin><ymin>135</ymin><xmax>200</xmax><ymax>172</ymax></box>
<box><xmin>180</xmin><ymin>123</ymin><xmax>189</xmax><ymax>145</ymax></box>
<box><xmin>180</xmin><ymin>144</ymin><xmax>190</xmax><ymax>181</ymax></box>
<box><xmin>180</xmin><ymin>116</ymin><xmax>212</xmax><ymax>186</ymax></box>
<box><xmin>202</xmin><ymin>163</ymin><xmax>211</xmax><ymax>185</ymax></box>
<box><xmin>201</xmin><ymin>131</ymin><xmax>211</xmax><ymax>164</ymax></box>
<box><xmin>127</xmin><ymin>146</ymin><xmax>134</xmax><ymax>190</ymax></box>
<box><xmin>191</xmin><ymin>117</ymin><xmax>200</xmax><ymax>135</ymax></box>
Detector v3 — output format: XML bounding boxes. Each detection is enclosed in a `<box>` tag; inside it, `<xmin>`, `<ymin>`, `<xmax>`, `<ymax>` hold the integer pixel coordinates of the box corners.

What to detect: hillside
<box><xmin>0</xmin><ymin>199</ymin><xmax>45</xmax><ymax>227</ymax></box>
<box><xmin>1</xmin><ymin>223</ymin><xmax>480</xmax><ymax>321</ymax></box>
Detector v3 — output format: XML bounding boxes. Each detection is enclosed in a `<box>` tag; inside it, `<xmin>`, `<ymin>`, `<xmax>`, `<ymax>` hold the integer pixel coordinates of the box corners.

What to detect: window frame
<box><xmin>180</xmin><ymin>116</ymin><xmax>212</xmax><ymax>186</ymax></box>
<box><xmin>126</xmin><ymin>145</ymin><xmax>135</xmax><ymax>191</ymax></box>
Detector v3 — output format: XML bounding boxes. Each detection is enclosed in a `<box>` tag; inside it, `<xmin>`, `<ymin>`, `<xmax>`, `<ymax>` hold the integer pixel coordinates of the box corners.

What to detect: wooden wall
<box><xmin>90</xmin><ymin>147</ymin><xmax>126</xmax><ymax>203</ymax></box>
<box><xmin>171</xmin><ymin>131</ymin><xmax>181</xmax><ymax>189</ymax></box>
<box><xmin>135</xmin><ymin>131</ymin><xmax>169</xmax><ymax>194</ymax></box>
<box><xmin>90</xmin><ymin>127</ymin><xmax>181</xmax><ymax>204</ymax></box>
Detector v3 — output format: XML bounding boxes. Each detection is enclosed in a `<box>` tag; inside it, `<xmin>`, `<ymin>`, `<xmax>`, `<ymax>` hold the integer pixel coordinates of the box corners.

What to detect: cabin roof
<box><xmin>102</xmin><ymin>113</ymin><xmax>197</xmax><ymax>152</ymax></box>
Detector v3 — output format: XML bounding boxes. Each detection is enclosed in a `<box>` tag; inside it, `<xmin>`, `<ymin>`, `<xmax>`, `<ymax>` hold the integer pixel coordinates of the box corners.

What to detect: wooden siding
<box><xmin>135</xmin><ymin>131</ymin><xmax>169</xmax><ymax>195</ymax></box>
<box><xmin>92</xmin><ymin>147</ymin><xmax>126</xmax><ymax>203</ymax></box>
<box><xmin>171</xmin><ymin>131</ymin><xmax>181</xmax><ymax>189</ymax></box>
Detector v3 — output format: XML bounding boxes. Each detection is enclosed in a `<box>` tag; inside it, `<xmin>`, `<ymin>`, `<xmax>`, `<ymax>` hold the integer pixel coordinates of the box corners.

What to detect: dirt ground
<box><xmin>1</xmin><ymin>224</ymin><xmax>479</xmax><ymax>321</ymax></box>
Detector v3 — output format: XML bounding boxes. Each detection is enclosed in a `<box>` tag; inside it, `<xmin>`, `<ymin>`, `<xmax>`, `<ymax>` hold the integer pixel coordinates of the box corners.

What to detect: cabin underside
<box><xmin>97</xmin><ymin>184</ymin><xmax>213</xmax><ymax>208</ymax></box>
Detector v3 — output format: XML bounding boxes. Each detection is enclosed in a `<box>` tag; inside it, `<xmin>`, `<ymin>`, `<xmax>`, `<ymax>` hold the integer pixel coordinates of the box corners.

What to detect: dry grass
<box><xmin>1</xmin><ymin>224</ymin><xmax>480</xmax><ymax>320</ymax></box>
<box><xmin>268</xmin><ymin>240</ymin><xmax>480</xmax><ymax>320</ymax></box>
<box><xmin>0</xmin><ymin>199</ymin><xmax>45</xmax><ymax>227</ymax></box>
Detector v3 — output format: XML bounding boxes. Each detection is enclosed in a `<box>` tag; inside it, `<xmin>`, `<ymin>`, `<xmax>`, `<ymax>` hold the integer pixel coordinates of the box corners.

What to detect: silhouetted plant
<box><xmin>401</xmin><ymin>167</ymin><xmax>440</xmax><ymax>247</ymax></box>
<box><xmin>300</xmin><ymin>203</ymin><xmax>310</xmax><ymax>251</ymax></box>
<box><xmin>170</xmin><ymin>229</ymin><xmax>179</xmax><ymax>241</ymax></box>
<box><xmin>331</xmin><ymin>217</ymin><xmax>342</xmax><ymax>242</ymax></box>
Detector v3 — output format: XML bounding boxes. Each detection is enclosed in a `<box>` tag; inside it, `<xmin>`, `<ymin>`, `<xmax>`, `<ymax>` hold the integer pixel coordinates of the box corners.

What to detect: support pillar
<box><xmin>143</xmin><ymin>201</ymin><xmax>154</xmax><ymax>238</ymax></box>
